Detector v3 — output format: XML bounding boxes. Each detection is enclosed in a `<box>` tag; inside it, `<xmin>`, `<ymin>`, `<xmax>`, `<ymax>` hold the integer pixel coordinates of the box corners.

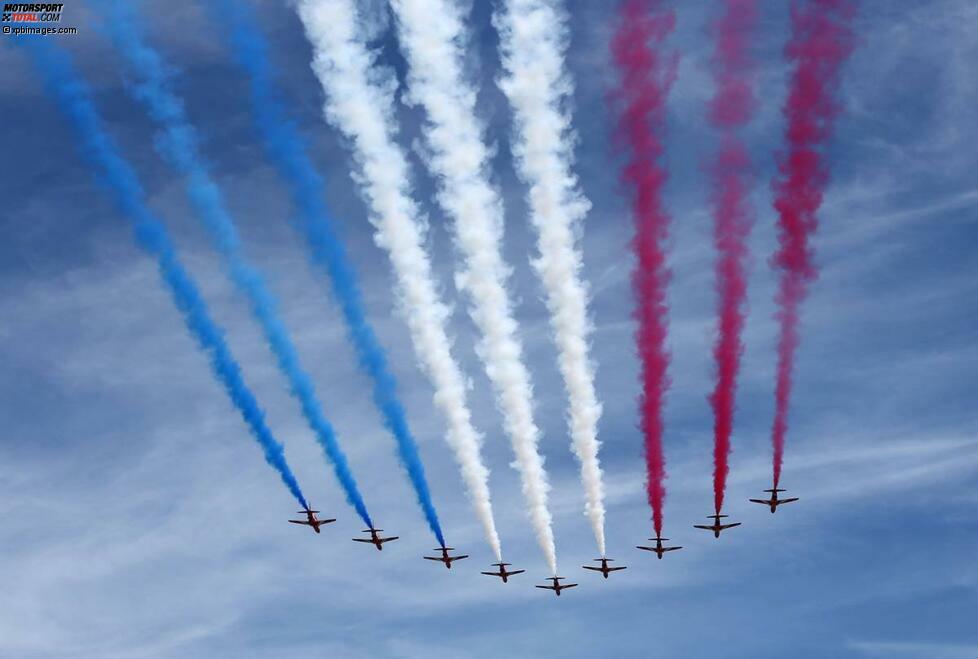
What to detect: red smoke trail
<box><xmin>708</xmin><ymin>0</ymin><xmax>759</xmax><ymax>516</ymax></box>
<box><xmin>771</xmin><ymin>0</ymin><xmax>856</xmax><ymax>488</ymax></box>
<box><xmin>611</xmin><ymin>0</ymin><xmax>676</xmax><ymax>537</ymax></box>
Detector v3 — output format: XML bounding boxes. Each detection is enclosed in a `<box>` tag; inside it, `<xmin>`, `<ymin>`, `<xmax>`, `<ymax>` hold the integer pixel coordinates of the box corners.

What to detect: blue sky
<box><xmin>1</xmin><ymin>1</ymin><xmax>976</xmax><ymax>657</ymax></box>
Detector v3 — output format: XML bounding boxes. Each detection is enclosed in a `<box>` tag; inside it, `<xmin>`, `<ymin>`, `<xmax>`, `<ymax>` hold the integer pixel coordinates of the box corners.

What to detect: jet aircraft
<box><xmin>750</xmin><ymin>488</ymin><xmax>799</xmax><ymax>513</ymax></box>
<box><xmin>536</xmin><ymin>576</ymin><xmax>578</xmax><ymax>597</ymax></box>
<box><xmin>353</xmin><ymin>528</ymin><xmax>399</xmax><ymax>550</ymax></box>
<box><xmin>481</xmin><ymin>563</ymin><xmax>525</xmax><ymax>583</ymax></box>
<box><xmin>582</xmin><ymin>558</ymin><xmax>626</xmax><ymax>579</ymax></box>
<box><xmin>423</xmin><ymin>546</ymin><xmax>468</xmax><ymax>569</ymax></box>
<box><xmin>288</xmin><ymin>507</ymin><xmax>336</xmax><ymax>534</ymax></box>
<box><xmin>636</xmin><ymin>535</ymin><xmax>682</xmax><ymax>558</ymax></box>
<box><xmin>694</xmin><ymin>513</ymin><xmax>742</xmax><ymax>538</ymax></box>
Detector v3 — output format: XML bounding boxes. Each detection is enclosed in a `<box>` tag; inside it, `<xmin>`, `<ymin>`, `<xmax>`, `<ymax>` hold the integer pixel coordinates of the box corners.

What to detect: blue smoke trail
<box><xmin>209</xmin><ymin>0</ymin><xmax>445</xmax><ymax>546</ymax></box>
<box><xmin>213</xmin><ymin>2</ymin><xmax>447</xmax><ymax>546</ymax></box>
<box><xmin>89</xmin><ymin>0</ymin><xmax>373</xmax><ymax>528</ymax></box>
<box><xmin>22</xmin><ymin>39</ymin><xmax>309</xmax><ymax>511</ymax></box>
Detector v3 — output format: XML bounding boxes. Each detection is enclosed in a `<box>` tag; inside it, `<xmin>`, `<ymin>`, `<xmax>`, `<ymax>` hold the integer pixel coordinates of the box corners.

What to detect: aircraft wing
<box><xmin>380</xmin><ymin>536</ymin><xmax>399</xmax><ymax>543</ymax></box>
<box><xmin>663</xmin><ymin>546</ymin><xmax>681</xmax><ymax>552</ymax></box>
<box><xmin>608</xmin><ymin>566</ymin><xmax>627</xmax><ymax>572</ymax></box>
<box><xmin>535</xmin><ymin>585</ymin><xmax>556</xmax><ymax>591</ymax></box>
<box><xmin>749</xmin><ymin>499</ymin><xmax>770</xmax><ymax>505</ymax></box>
<box><xmin>781</xmin><ymin>498</ymin><xmax>799</xmax><ymax>504</ymax></box>
<box><xmin>423</xmin><ymin>557</ymin><xmax>442</xmax><ymax>562</ymax></box>
<box><xmin>719</xmin><ymin>522</ymin><xmax>742</xmax><ymax>530</ymax></box>
<box><xmin>562</xmin><ymin>583</ymin><xmax>578</xmax><ymax>589</ymax></box>
<box><xmin>509</xmin><ymin>569</ymin><xmax>525</xmax><ymax>576</ymax></box>
<box><xmin>352</xmin><ymin>538</ymin><xmax>373</xmax><ymax>543</ymax></box>
<box><xmin>454</xmin><ymin>555</ymin><xmax>469</xmax><ymax>561</ymax></box>
<box><xmin>581</xmin><ymin>566</ymin><xmax>601</xmax><ymax>571</ymax></box>
<box><xmin>481</xmin><ymin>571</ymin><xmax>499</xmax><ymax>577</ymax></box>
<box><xmin>693</xmin><ymin>525</ymin><xmax>713</xmax><ymax>530</ymax></box>
<box><xmin>288</xmin><ymin>520</ymin><xmax>310</xmax><ymax>525</ymax></box>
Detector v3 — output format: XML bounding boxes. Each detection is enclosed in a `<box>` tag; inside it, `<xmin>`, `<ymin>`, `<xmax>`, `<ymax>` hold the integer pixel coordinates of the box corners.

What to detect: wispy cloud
<box><xmin>849</xmin><ymin>640</ymin><xmax>978</xmax><ymax>659</ymax></box>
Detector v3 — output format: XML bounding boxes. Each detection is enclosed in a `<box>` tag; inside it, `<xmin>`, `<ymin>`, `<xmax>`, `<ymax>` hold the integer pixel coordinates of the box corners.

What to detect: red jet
<box><xmin>636</xmin><ymin>534</ymin><xmax>682</xmax><ymax>559</ymax></box>
<box><xmin>423</xmin><ymin>546</ymin><xmax>469</xmax><ymax>569</ymax></box>
<box><xmin>288</xmin><ymin>507</ymin><xmax>336</xmax><ymax>534</ymax></box>
<box><xmin>582</xmin><ymin>558</ymin><xmax>627</xmax><ymax>579</ymax></box>
<box><xmin>481</xmin><ymin>563</ymin><xmax>525</xmax><ymax>583</ymax></box>
<box><xmin>536</xmin><ymin>576</ymin><xmax>578</xmax><ymax>597</ymax></box>
<box><xmin>694</xmin><ymin>514</ymin><xmax>742</xmax><ymax>538</ymax></box>
<box><xmin>352</xmin><ymin>528</ymin><xmax>399</xmax><ymax>550</ymax></box>
<box><xmin>750</xmin><ymin>488</ymin><xmax>799</xmax><ymax>513</ymax></box>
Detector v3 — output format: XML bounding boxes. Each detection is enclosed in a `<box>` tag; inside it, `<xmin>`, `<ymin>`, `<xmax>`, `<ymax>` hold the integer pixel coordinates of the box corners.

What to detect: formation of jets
<box><xmin>290</xmin><ymin>486</ymin><xmax>797</xmax><ymax>596</ymax></box>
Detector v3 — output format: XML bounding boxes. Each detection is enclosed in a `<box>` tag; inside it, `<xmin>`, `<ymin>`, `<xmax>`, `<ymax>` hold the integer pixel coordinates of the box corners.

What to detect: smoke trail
<box><xmin>93</xmin><ymin>0</ymin><xmax>382</xmax><ymax>531</ymax></box>
<box><xmin>610</xmin><ymin>0</ymin><xmax>677</xmax><ymax>537</ymax></box>
<box><xmin>209</xmin><ymin>0</ymin><xmax>464</xmax><ymax>549</ymax></box>
<box><xmin>23</xmin><ymin>39</ymin><xmax>309</xmax><ymax>510</ymax></box>
<box><xmin>771</xmin><ymin>0</ymin><xmax>856</xmax><ymax>488</ymax></box>
<box><xmin>707</xmin><ymin>0</ymin><xmax>759</xmax><ymax>516</ymax></box>
<box><xmin>382</xmin><ymin>0</ymin><xmax>559</xmax><ymax>574</ymax></box>
<box><xmin>292</xmin><ymin>0</ymin><xmax>508</xmax><ymax>562</ymax></box>
<box><xmin>495</xmin><ymin>0</ymin><xmax>608</xmax><ymax>556</ymax></box>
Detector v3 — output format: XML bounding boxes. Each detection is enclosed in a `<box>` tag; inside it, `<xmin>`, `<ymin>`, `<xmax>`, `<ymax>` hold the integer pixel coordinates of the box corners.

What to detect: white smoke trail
<box><xmin>294</xmin><ymin>0</ymin><xmax>502</xmax><ymax>561</ymax></box>
<box><xmin>387</xmin><ymin>0</ymin><xmax>559</xmax><ymax>574</ymax></box>
<box><xmin>495</xmin><ymin>0</ymin><xmax>607</xmax><ymax>555</ymax></box>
